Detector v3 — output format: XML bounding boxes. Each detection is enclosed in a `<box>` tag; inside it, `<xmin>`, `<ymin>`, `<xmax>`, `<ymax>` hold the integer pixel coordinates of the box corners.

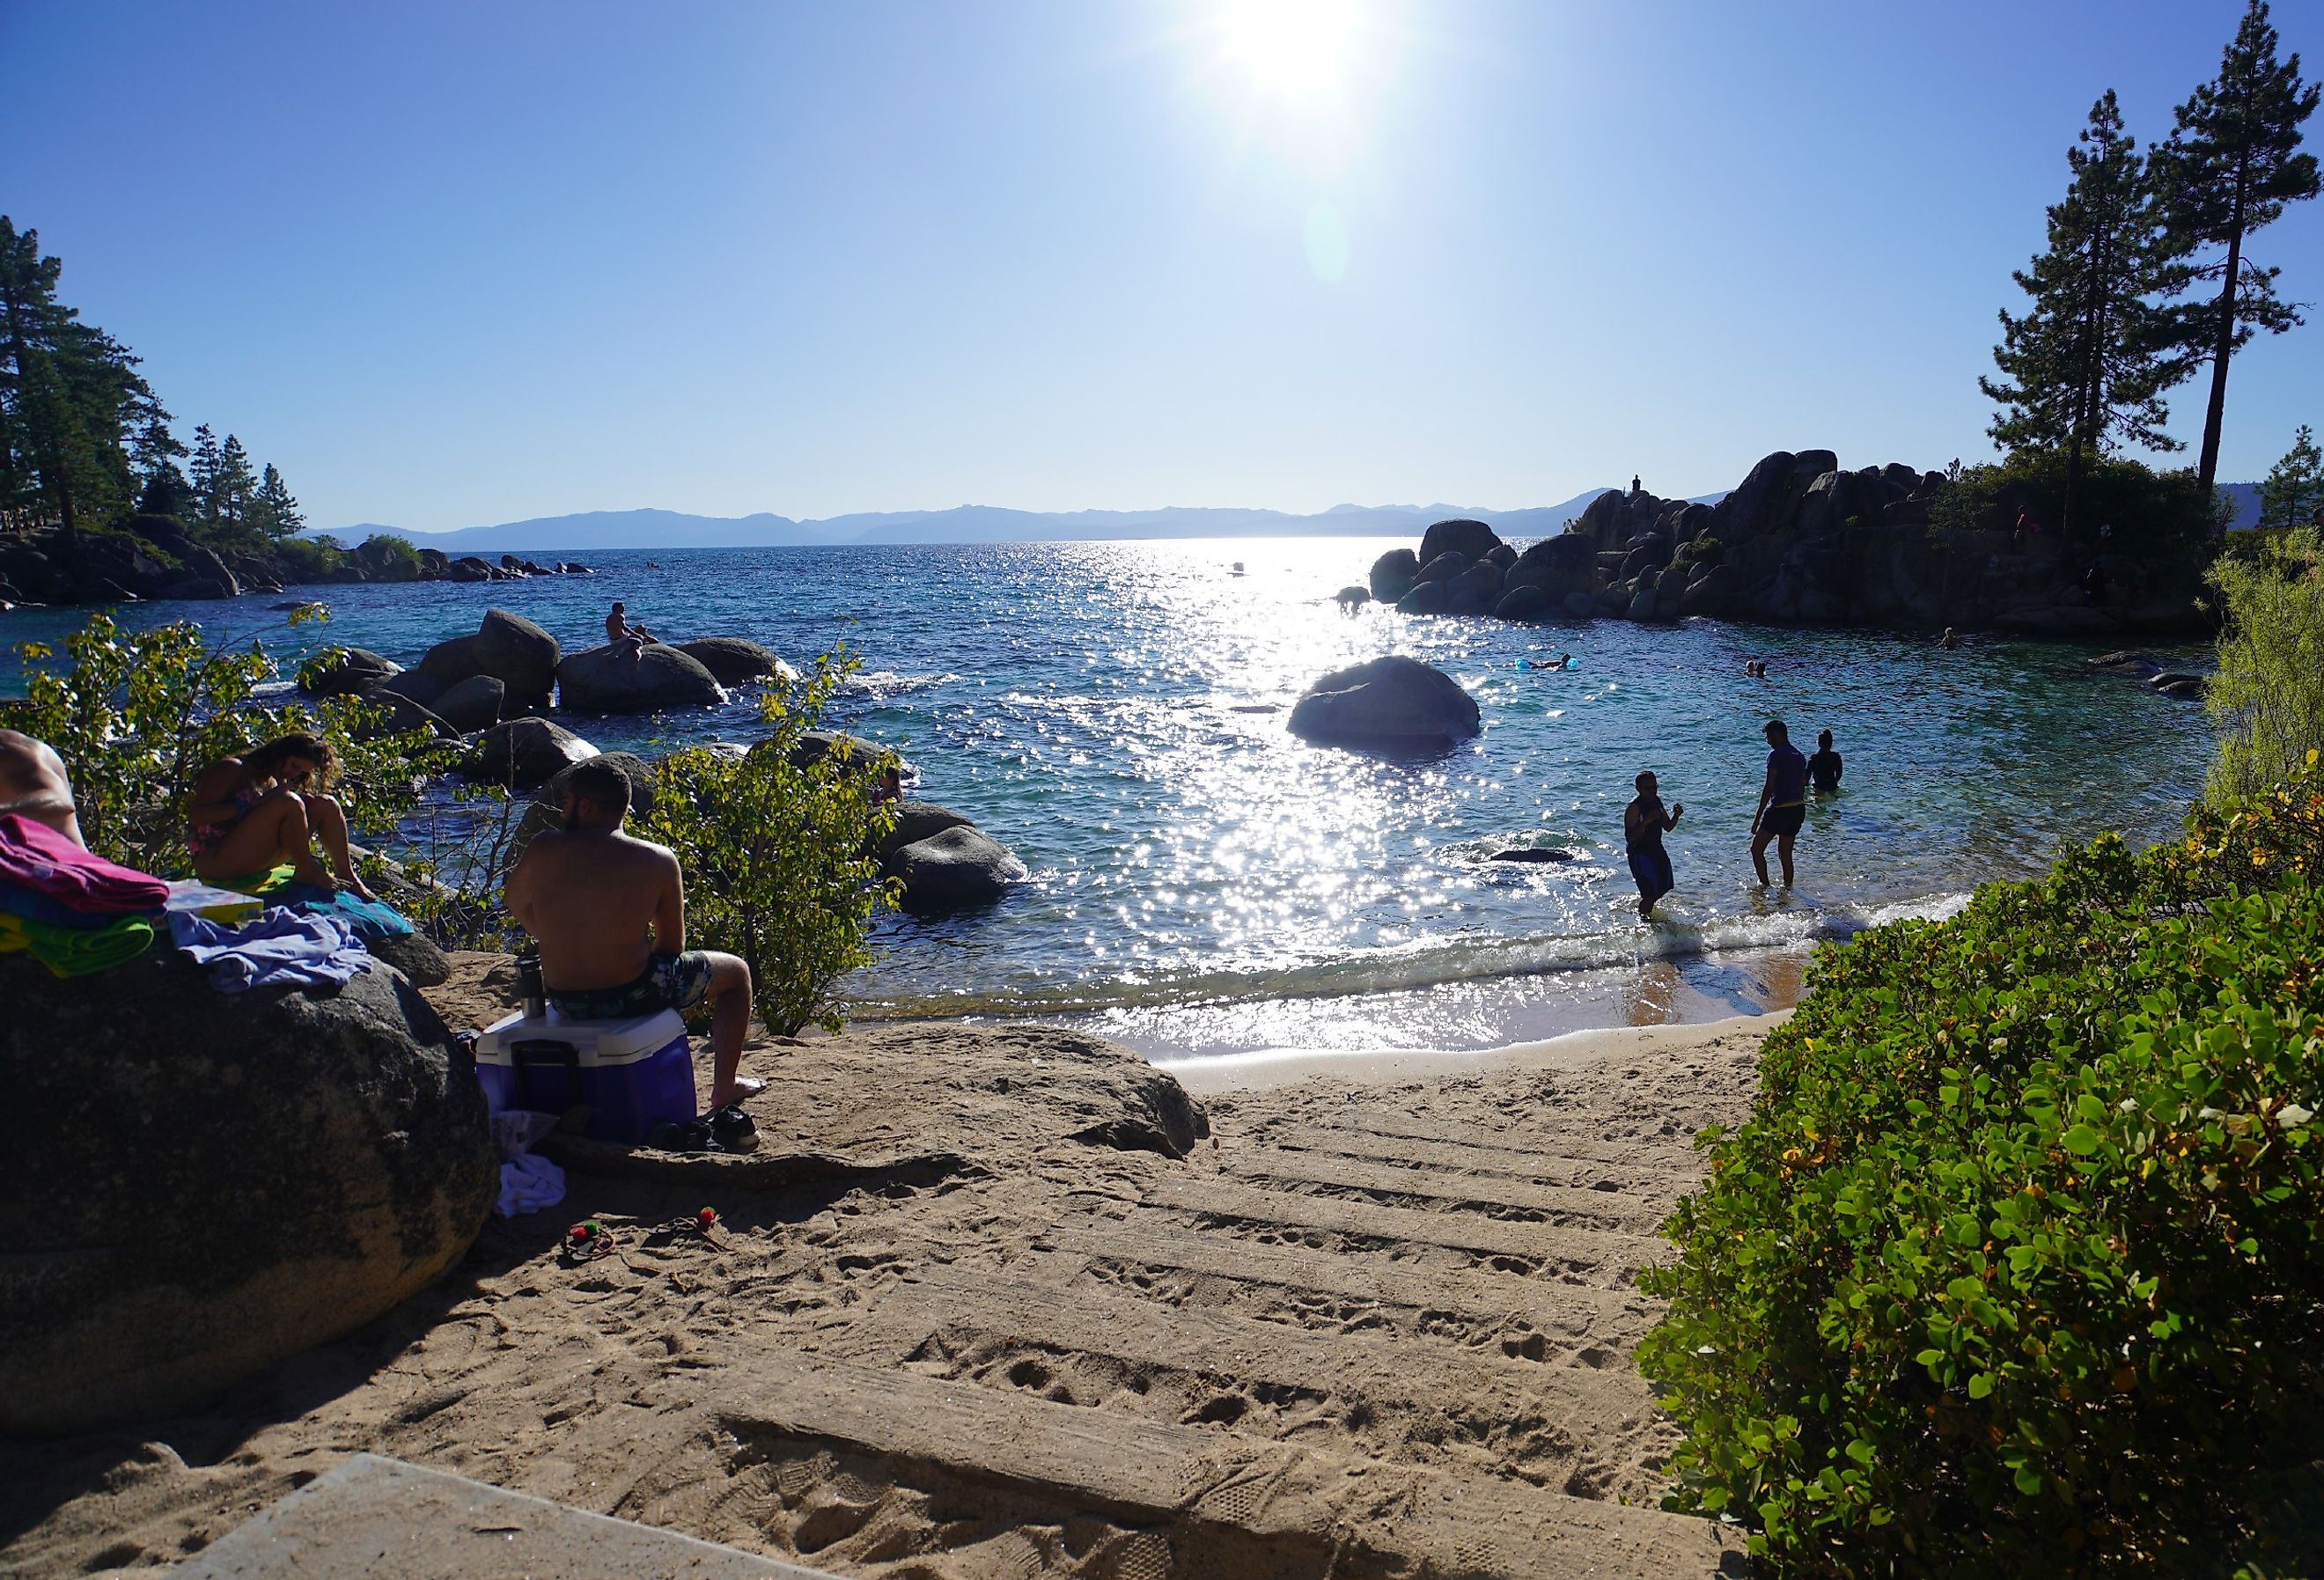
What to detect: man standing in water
<box><xmin>1750</xmin><ymin>719</ymin><xmax>1808</xmax><ymax>889</ymax></box>
<box><xmin>505</xmin><ymin>759</ymin><xmax>760</xmax><ymax>1147</ymax></box>
<box><xmin>1624</xmin><ymin>770</ymin><xmax>1683</xmax><ymax>920</ymax></box>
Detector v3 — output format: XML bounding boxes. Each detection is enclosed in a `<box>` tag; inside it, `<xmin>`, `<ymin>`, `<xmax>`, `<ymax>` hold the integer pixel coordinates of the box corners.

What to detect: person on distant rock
<box><xmin>1630</xmin><ymin>474</ymin><xmax>1643</xmax><ymax>496</ymax></box>
<box><xmin>1624</xmin><ymin>770</ymin><xmax>1683</xmax><ymax>921</ymax></box>
<box><xmin>504</xmin><ymin>758</ymin><xmax>760</xmax><ymax>1142</ymax></box>
<box><xmin>1807</xmin><ymin>730</ymin><xmax>1843</xmax><ymax>795</ymax></box>
<box><xmin>1750</xmin><ymin>718</ymin><xmax>1808</xmax><ymax>890</ymax></box>
<box><xmin>606</xmin><ymin>600</ymin><xmax>658</xmax><ymax>660</ymax></box>
<box><xmin>0</xmin><ymin>729</ymin><xmax>84</xmax><ymax>848</ymax></box>
<box><xmin>188</xmin><ymin>732</ymin><xmax>374</xmax><ymax>898</ymax></box>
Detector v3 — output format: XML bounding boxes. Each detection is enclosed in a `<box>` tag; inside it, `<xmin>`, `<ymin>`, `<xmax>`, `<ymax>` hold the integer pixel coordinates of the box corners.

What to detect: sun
<box><xmin>1217</xmin><ymin>0</ymin><xmax>1366</xmax><ymax>100</ymax></box>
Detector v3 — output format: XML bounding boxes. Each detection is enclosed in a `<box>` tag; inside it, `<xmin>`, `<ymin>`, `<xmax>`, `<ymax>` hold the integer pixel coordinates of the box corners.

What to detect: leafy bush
<box><xmin>274</xmin><ymin>535</ymin><xmax>343</xmax><ymax>582</ymax></box>
<box><xmin>1678</xmin><ymin>535</ymin><xmax>1724</xmax><ymax>568</ymax></box>
<box><xmin>2206</xmin><ymin>525</ymin><xmax>2324</xmax><ymax>808</ymax></box>
<box><xmin>1641</xmin><ymin>754</ymin><xmax>2324</xmax><ymax>1576</ymax></box>
<box><xmin>4</xmin><ymin>611</ymin><xmax>453</xmax><ymax>878</ymax></box>
<box><xmin>357</xmin><ymin>532</ymin><xmax>423</xmax><ymax>582</ymax></box>
<box><xmin>637</xmin><ymin>648</ymin><xmax>898</xmax><ymax>1036</ymax></box>
<box><xmin>1928</xmin><ymin>452</ymin><xmax>2216</xmax><ymax>547</ymax></box>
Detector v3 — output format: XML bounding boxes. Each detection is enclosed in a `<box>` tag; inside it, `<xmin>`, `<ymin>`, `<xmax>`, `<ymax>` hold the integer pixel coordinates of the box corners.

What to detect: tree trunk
<box><xmin>2196</xmin><ymin>165</ymin><xmax>2252</xmax><ymax>503</ymax></box>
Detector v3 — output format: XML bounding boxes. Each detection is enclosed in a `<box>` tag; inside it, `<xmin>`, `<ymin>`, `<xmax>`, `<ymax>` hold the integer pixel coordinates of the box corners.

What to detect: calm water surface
<box><xmin>0</xmin><ymin>540</ymin><xmax>2213</xmax><ymax>1062</ymax></box>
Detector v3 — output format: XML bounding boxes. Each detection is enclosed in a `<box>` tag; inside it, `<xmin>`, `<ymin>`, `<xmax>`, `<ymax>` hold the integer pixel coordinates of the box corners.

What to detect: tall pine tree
<box><xmin>2258</xmin><ymin>424</ymin><xmax>2324</xmax><ymax>529</ymax></box>
<box><xmin>2151</xmin><ymin>0</ymin><xmax>2320</xmax><ymax>499</ymax></box>
<box><xmin>0</xmin><ymin>217</ymin><xmax>158</xmax><ymax>554</ymax></box>
<box><xmin>213</xmin><ymin>433</ymin><xmax>258</xmax><ymax>541</ymax></box>
<box><xmin>187</xmin><ymin>423</ymin><xmax>222</xmax><ymax>532</ymax></box>
<box><xmin>1982</xmin><ymin>92</ymin><xmax>2182</xmax><ymax>546</ymax></box>
<box><xmin>253</xmin><ymin>462</ymin><xmax>304</xmax><ymax>540</ymax></box>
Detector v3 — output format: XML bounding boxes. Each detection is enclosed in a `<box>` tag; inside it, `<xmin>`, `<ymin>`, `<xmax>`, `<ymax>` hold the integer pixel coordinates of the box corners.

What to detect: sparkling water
<box><xmin>1</xmin><ymin>539</ymin><xmax>2212</xmax><ymax>1062</ymax></box>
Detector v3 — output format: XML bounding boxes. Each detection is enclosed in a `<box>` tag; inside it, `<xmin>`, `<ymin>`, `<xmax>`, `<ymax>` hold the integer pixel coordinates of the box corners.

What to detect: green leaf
<box><xmin>1967</xmin><ymin>1372</ymin><xmax>1994</xmax><ymax>1400</ymax></box>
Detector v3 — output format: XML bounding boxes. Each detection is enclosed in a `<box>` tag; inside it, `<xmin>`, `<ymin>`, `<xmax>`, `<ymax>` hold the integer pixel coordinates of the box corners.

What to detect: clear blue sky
<box><xmin>4</xmin><ymin>0</ymin><xmax>2319</xmax><ymax>531</ymax></box>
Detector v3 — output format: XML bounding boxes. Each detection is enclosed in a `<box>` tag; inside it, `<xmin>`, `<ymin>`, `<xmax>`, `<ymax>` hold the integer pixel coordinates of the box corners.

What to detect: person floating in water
<box><xmin>1807</xmin><ymin>729</ymin><xmax>1843</xmax><ymax>794</ymax></box>
<box><xmin>1624</xmin><ymin>770</ymin><xmax>1683</xmax><ymax>920</ymax></box>
<box><xmin>1939</xmin><ymin>627</ymin><xmax>1961</xmax><ymax>650</ymax></box>
<box><xmin>1750</xmin><ymin>718</ymin><xmax>1808</xmax><ymax>889</ymax></box>
<box><xmin>1743</xmin><ymin>658</ymin><xmax>1769</xmax><ymax>679</ymax></box>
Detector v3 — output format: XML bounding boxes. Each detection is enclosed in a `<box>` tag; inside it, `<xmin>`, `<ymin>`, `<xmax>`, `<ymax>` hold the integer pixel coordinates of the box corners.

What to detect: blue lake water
<box><xmin>0</xmin><ymin>540</ymin><xmax>2214</xmax><ymax>1062</ymax></box>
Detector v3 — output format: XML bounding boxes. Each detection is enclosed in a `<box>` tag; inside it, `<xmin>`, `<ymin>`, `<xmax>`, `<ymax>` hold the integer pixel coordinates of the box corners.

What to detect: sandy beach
<box><xmin>2</xmin><ymin>954</ymin><xmax>1773</xmax><ymax>1578</ymax></box>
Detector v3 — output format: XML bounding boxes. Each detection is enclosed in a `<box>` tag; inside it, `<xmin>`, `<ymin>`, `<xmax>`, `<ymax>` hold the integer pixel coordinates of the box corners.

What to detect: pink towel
<box><xmin>0</xmin><ymin>814</ymin><xmax>173</xmax><ymax>914</ymax></box>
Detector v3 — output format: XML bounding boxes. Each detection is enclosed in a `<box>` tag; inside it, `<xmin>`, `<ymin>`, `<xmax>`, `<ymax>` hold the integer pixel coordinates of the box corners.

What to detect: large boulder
<box><xmin>415</xmin><ymin>633</ymin><xmax>486</xmax><ymax>686</ymax></box>
<box><xmin>300</xmin><ymin>647</ymin><xmax>400</xmax><ymax>700</ymax></box>
<box><xmin>875</xmin><ymin>800</ymin><xmax>976</xmax><ymax>860</ymax></box>
<box><xmin>377</xmin><ymin>669</ymin><xmax>450</xmax><ymax>709</ymax></box>
<box><xmin>473</xmin><ymin>609</ymin><xmax>560</xmax><ymax>704</ymax></box>
<box><xmin>431</xmin><ymin>674</ymin><xmax>506</xmax><ymax>734</ymax></box>
<box><xmin>675</xmin><ymin>636</ymin><xmax>791</xmax><ymax>687</ymax></box>
<box><xmin>1413</xmin><ymin>551</ymin><xmax>1469</xmax><ymax>586</ymax></box>
<box><xmin>1493</xmin><ymin>584</ymin><xmax>1552</xmax><ymax>621</ymax></box>
<box><xmin>1417</xmin><ymin>518</ymin><xmax>1503</xmax><ymax>565</ymax></box>
<box><xmin>555</xmin><ymin>643</ymin><xmax>724</xmax><ymax>715</ymax></box>
<box><xmin>1395</xmin><ymin>578</ymin><xmax>1450</xmax><ymax>615</ymax></box>
<box><xmin>359</xmin><ymin>691</ymin><xmax>455</xmax><ymax>742</ymax></box>
<box><xmin>1368</xmin><ymin>547</ymin><xmax>1420</xmax><ymax>604</ymax></box>
<box><xmin>1287</xmin><ymin>656</ymin><xmax>1482</xmax><ymax>755</ymax></box>
<box><xmin>461</xmin><ymin>717</ymin><xmax>599</xmax><ymax>793</ymax></box>
<box><xmin>0</xmin><ymin>952</ymin><xmax>495</xmax><ymax>1433</ymax></box>
<box><xmin>887</xmin><ymin>825</ymin><xmax>1028</xmax><ymax>912</ymax></box>
<box><xmin>1503</xmin><ymin>534</ymin><xmax>1600</xmax><ymax>598</ymax></box>
<box><xmin>788</xmin><ymin>730</ymin><xmax>894</xmax><ymax>774</ymax></box>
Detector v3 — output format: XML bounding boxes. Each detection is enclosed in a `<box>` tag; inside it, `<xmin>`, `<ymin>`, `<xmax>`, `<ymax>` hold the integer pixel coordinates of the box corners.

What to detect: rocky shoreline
<box><xmin>1340</xmin><ymin>448</ymin><xmax>2213</xmax><ymax>639</ymax></box>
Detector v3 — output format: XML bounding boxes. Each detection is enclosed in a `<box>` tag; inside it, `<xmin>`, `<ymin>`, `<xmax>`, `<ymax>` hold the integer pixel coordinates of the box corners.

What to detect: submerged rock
<box><xmin>888</xmin><ymin>825</ymin><xmax>1028</xmax><ymax>912</ymax></box>
<box><xmin>0</xmin><ymin>952</ymin><xmax>495</xmax><ymax>1433</ymax></box>
<box><xmin>1288</xmin><ymin>656</ymin><xmax>1482</xmax><ymax>755</ymax></box>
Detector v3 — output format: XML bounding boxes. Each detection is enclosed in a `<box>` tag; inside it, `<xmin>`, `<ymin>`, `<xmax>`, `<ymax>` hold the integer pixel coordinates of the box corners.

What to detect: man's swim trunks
<box><xmin>548</xmin><ymin>951</ymin><xmax>713</xmax><ymax>1020</ymax></box>
<box><xmin>1761</xmin><ymin>803</ymin><xmax>1806</xmax><ymax>838</ymax></box>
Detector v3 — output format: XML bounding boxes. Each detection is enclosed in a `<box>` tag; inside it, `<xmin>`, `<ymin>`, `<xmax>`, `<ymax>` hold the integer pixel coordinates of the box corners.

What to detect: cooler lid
<box><xmin>474</xmin><ymin>1006</ymin><xmax>687</xmax><ymax>1067</ymax></box>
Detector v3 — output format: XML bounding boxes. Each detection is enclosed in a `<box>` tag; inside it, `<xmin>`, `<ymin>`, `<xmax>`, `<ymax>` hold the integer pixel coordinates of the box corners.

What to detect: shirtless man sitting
<box><xmin>606</xmin><ymin>600</ymin><xmax>656</xmax><ymax>660</ymax></box>
<box><xmin>0</xmin><ymin>729</ymin><xmax>85</xmax><ymax>847</ymax></box>
<box><xmin>504</xmin><ymin>759</ymin><xmax>760</xmax><ymax>1146</ymax></box>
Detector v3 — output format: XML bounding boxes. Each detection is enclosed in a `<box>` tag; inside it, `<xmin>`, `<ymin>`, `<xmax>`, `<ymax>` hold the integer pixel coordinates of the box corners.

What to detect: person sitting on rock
<box><xmin>0</xmin><ymin>729</ymin><xmax>84</xmax><ymax>848</ymax></box>
<box><xmin>606</xmin><ymin>600</ymin><xmax>657</xmax><ymax>660</ymax></box>
<box><xmin>188</xmin><ymin>732</ymin><xmax>374</xmax><ymax>898</ymax></box>
<box><xmin>504</xmin><ymin>758</ymin><xmax>760</xmax><ymax>1143</ymax></box>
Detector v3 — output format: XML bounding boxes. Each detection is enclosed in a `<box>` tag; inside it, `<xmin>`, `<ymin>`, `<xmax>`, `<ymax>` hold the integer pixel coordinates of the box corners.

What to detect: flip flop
<box><xmin>647</xmin><ymin>1120</ymin><xmax>724</xmax><ymax>1155</ymax></box>
<box><xmin>732</xmin><ymin>1077</ymin><xmax>769</xmax><ymax>1098</ymax></box>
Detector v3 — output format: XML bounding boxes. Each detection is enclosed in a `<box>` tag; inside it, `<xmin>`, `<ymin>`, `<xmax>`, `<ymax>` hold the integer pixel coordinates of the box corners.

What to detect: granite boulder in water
<box><xmin>0</xmin><ymin>952</ymin><xmax>496</xmax><ymax>1433</ymax></box>
<box><xmin>555</xmin><ymin>643</ymin><xmax>725</xmax><ymax>715</ymax></box>
<box><xmin>887</xmin><ymin>824</ymin><xmax>1028</xmax><ymax>912</ymax></box>
<box><xmin>1288</xmin><ymin>655</ymin><xmax>1482</xmax><ymax>754</ymax></box>
<box><xmin>675</xmin><ymin>636</ymin><xmax>793</xmax><ymax>687</ymax></box>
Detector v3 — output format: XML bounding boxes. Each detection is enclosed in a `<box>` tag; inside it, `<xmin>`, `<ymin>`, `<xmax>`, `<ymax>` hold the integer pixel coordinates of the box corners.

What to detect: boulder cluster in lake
<box><xmin>1345</xmin><ymin>449</ymin><xmax>2209</xmax><ymax>636</ymax></box>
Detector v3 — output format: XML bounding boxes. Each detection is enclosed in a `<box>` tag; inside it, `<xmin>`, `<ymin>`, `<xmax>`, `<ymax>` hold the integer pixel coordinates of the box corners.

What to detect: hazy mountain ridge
<box><xmin>313</xmin><ymin>491</ymin><xmax>1715</xmax><ymax>552</ymax></box>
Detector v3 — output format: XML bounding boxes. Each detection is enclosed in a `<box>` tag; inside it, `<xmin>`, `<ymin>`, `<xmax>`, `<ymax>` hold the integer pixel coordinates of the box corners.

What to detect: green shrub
<box><xmin>1929</xmin><ymin>452</ymin><xmax>2215</xmax><ymax>547</ymax></box>
<box><xmin>637</xmin><ymin>648</ymin><xmax>898</xmax><ymax>1036</ymax></box>
<box><xmin>1679</xmin><ymin>535</ymin><xmax>1725</xmax><ymax>568</ymax></box>
<box><xmin>4</xmin><ymin>610</ymin><xmax>454</xmax><ymax>878</ymax></box>
<box><xmin>275</xmin><ymin>535</ymin><xmax>343</xmax><ymax>581</ymax></box>
<box><xmin>2207</xmin><ymin>526</ymin><xmax>2324</xmax><ymax>808</ymax></box>
<box><xmin>357</xmin><ymin>532</ymin><xmax>423</xmax><ymax>582</ymax></box>
<box><xmin>1641</xmin><ymin>754</ymin><xmax>2324</xmax><ymax>1576</ymax></box>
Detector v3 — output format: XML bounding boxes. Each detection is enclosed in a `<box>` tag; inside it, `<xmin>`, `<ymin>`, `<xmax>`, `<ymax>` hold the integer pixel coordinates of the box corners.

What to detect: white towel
<box><xmin>494</xmin><ymin>1152</ymin><xmax>566</xmax><ymax>1217</ymax></box>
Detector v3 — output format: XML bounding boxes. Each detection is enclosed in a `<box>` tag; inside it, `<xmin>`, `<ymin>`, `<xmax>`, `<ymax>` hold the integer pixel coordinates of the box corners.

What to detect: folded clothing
<box><xmin>0</xmin><ymin>878</ymin><xmax>163</xmax><ymax>930</ymax></box>
<box><xmin>168</xmin><ymin>907</ymin><xmax>370</xmax><ymax>993</ymax></box>
<box><xmin>0</xmin><ymin>909</ymin><xmax>158</xmax><ymax>976</ymax></box>
<box><xmin>0</xmin><ymin>814</ymin><xmax>172</xmax><ymax>913</ymax></box>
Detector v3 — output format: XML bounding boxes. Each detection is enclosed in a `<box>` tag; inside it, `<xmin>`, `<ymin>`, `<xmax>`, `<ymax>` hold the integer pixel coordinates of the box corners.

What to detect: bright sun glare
<box><xmin>1217</xmin><ymin>0</ymin><xmax>1366</xmax><ymax>99</ymax></box>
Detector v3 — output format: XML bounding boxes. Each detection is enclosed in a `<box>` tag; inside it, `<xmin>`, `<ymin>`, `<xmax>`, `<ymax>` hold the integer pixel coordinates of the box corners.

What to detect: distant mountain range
<box><xmin>313</xmin><ymin>490</ymin><xmax>1729</xmax><ymax>553</ymax></box>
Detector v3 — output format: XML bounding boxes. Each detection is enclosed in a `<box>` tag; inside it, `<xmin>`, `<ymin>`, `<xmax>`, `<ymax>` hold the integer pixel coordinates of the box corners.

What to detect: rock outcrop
<box><xmin>473</xmin><ymin>609</ymin><xmax>560</xmax><ymax>708</ymax></box>
<box><xmin>461</xmin><ymin>717</ymin><xmax>599</xmax><ymax>793</ymax></box>
<box><xmin>0</xmin><ymin>951</ymin><xmax>496</xmax><ymax>1433</ymax></box>
<box><xmin>555</xmin><ymin>643</ymin><xmax>725</xmax><ymax>716</ymax></box>
<box><xmin>1337</xmin><ymin>460</ymin><xmax>2211</xmax><ymax>638</ymax></box>
<box><xmin>675</xmin><ymin>637</ymin><xmax>792</xmax><ymax>687</ymax></box>
<box><xmin>1288</xmin><ymin>656</ymin><xmax>1482</xmax><ymax>755</ymax></box>
<box><xmin>886</xmin><ymin>824</ymin><xmax>1029</xmax><ymax>913</ymax></box>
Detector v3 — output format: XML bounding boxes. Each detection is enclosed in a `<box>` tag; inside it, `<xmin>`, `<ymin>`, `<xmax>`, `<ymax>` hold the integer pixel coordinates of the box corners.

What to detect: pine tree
<box><xmin>2151</xmin><ymin>0</ymin><xmax>2320</xmax><ymax>500</ymax></box>
<box><xmin>188</xmin><ymin>423</ymin><xmax>222</xmax><ymax>531</ymax></box>
<box><xmin>2258</xmin><ymin>424</ymin><xmax>2324</xmax><ymax>529</ymax></box>
<box><xmin>1981</xmin><ymin>92</ymin><xmax>2182</xmax><ymax>546</ymax></box>
<box><xmin>212</xmin><ymin>433</ymin><xmax>258</xmax><ymax>541</ymax></box>
<box><xmin>253</xmin><ymin>462</ymin><xmax>304</xmax><ymax>540</ymax></box>
<box><xmin>0</xmin><ymin>217</ymin><xmax>157</xmax><ymax>553</ymax></box>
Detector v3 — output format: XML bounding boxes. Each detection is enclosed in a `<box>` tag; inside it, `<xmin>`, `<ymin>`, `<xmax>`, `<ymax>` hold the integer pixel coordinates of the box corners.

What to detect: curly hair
<box><xmin>243</xmin><ymin>731</ymin><xmax>336</xmax><ymax>791</ymax></box>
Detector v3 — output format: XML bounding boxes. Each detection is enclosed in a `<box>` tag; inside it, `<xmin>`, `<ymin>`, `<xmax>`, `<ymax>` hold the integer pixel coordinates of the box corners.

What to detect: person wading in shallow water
<box><xmin>1807</xmin><ymin>729</ymin><xmax>1843</xmax><ymax>795</ymax></box>
<box><xmin>504</xmin><ymin>758</ymin><xmax>761</xmax><ymax>1146</ymax></box>
<box><xmin>1750</xmin><ymin>718</ymin><xmax>1808</xmax><ymax>890</ymax></box>
<box><xmin>188</xmin><ymin>732</ymin><xmax>374</xmax><ymax>898</ymax></box>
<box><xmin>1624</xmin><ymin>770</ymin><xmax>1683</xmax><ymax>920</ymax></box>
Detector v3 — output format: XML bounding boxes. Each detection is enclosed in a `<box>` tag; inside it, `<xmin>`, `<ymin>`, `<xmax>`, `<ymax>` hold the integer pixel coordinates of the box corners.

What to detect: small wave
<box><xmin>849</xmin><ymin>669</ymin><xmax>956</xmax><ymax>700</ymax></box>
<box><xmin>250</xmin><ymin>679</ymin><xmax>300</xmax><ymax>699</ymax></box>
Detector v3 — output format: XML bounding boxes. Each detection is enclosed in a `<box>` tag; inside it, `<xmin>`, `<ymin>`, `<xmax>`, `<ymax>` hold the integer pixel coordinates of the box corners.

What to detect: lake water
<box><xmin>0</xmin><ymin>540</ymin><xmax>2214</xmax><ymax>1064</ymax></box>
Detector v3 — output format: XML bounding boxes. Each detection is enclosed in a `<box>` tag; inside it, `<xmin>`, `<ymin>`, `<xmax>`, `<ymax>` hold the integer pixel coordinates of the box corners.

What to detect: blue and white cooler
<box><xmin>473</xmin><ymin>1007</ymin><xmax>697</xmax><ymax>1144</ymax></box>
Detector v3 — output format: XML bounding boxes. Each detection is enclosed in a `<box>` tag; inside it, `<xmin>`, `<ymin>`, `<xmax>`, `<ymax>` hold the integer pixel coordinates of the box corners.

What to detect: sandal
<box><xmin>647</xmin><ymin>1120</ymin><xmax>724</xmax><ymax>1155</ymax></box>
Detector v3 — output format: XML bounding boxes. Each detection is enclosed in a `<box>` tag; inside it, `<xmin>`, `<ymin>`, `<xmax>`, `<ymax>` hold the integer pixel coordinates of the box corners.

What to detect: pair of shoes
<box><xmin>707</xmin><ymin>1104</ymin><xmax>759</xmax><ymax>1154</ymax></box>
<box><xmin>647</xmin><ymin>1119</ymin><xmax>724</xmax><ymax>1154</ymax></box>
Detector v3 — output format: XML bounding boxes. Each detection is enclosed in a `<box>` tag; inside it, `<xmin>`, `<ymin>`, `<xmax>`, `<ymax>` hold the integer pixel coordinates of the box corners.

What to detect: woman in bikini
<box><xmin>188</xmin><ymin>731</ymin><xmax>375</xmax><ymax>898</ymax></box>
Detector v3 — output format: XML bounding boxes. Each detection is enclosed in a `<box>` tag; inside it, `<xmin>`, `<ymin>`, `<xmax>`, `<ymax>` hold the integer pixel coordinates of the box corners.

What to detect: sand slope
<box><xmin>2</xmin><ymin>955</ymin><xmax>1765</xmax><ymax>1578</ymax></box>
